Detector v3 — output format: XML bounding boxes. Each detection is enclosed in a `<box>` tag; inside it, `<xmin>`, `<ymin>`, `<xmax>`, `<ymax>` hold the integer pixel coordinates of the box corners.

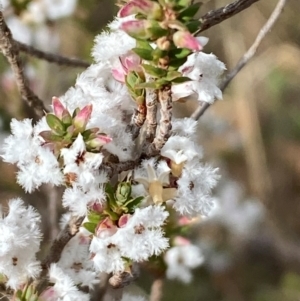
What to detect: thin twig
<box><xmin>195</xmin><ymin>0</ymin><xmax>260</xmax><ymax>35</ymax></box>
<box><xmin>219</xmin><ymin>0</ymin><xmax>287</xmax><ymax>91</ymax></box>
<box><xmin>17</xmin><ymin>41</ymin><xmax>90</xmax><ymax>68</ymax></box>
<box><xmin>0</xmin><ymin>11</ymin><xmax>47</xmax><ymax>118</ymax></box>
<box><xmin>42</xmin><ymin>215</ymin><xmax>84</xmax><ymax>269</ymax></box>
<box><xmin>149</xmin><ymin>278</ymin><xmax>164</xmax><ymax>301</ymax></box>
<box><xmin>191</xmin><ymin>0</ymin><xmax>287</xmax><ymax>120</ymax></box>
<box><xmin>35</xmin><ymin>215</ymin><xmax>84</xmax><ymax>293</ymax></box>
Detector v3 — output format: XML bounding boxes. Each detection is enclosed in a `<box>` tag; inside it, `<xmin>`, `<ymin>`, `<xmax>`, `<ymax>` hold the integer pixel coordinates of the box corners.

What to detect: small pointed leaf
<box><xmin>142</xmin><ymin>64</ymin><xmax>167</xmax><ymax>78</ymax></box>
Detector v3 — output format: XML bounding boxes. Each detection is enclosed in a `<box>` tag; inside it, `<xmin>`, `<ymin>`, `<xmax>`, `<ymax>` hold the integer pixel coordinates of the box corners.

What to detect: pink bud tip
<box><xmin>174</xmin><ymin>236</ymin><xmax>191</xmax><ymax>246</ymax></box>
<box><xmin>120</xmin><ymin>20</ymin><xmax>148</xmax><ymax>39</ymax></box>
<box><xmin>173</xmin><ymin>31</ymin><xmax>203</xmax><ymax>51</ymax></box>
<box><xmin>52</xmin><ymin>96</ymin><xmax>65</xmax><ymax>119</ymax></box>
<box><xmin>96</xmin><ymin>217</ymin><xmax>118</xmax><ymax>238</ymax></box>
<box><xmin>73</xmin><ymin>104</ymin><xmax>93</xmax><ymax>131</ymax></box>
<box><xmin>118</xmin><ymin>214</ymin><xmax>131</xmax><ymax>228</ymax></box>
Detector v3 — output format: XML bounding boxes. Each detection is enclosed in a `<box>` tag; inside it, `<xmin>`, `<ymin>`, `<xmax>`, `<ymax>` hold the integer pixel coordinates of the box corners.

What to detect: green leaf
<box><xmin>126</xmin><ymin>71</ymin><xmax>139</xmax><ymax>88</ymax></box>
<box><xmin>147</xmin><ymin>22</ymin><xmax>168</xmax><ymax>39</ymax></box>
<box><xmin>83</xmin><ymin>222</ymin><xmax>97</xmax><ymax>234</ymax></box>
<box><xmin>165</xmin><ymin>70</ymin><xmax>182</xmax><ymax>81</ymax></box>
<box><xmin>135</xmin><ymin>82</ymin><xmax>158</xmax><ymax>89</ymax></box>
<box><xmin>46</xmin><ymin>114</ymin><xmax>65</xmax><ymax>136</ymax></box>
<box><xmin>132</xmin><ymin>48</ymin><xmax>153</xmax><ymax>61</ymax></box>
<box><xmin>72</xmin><ymin>107</ymin><xmax>80</xmax><ymax>118</ymax></box>
<box><xmin>178</xmin><ymin>3</ymin><xmax>202</xmax><ymax>21</ymax></box>
<box><xmin>169</xmin><ymin>48</ymin><xmax>191</xmax><ymax>59</ymax></box>
<box><xmin>152</xmin><ymin>48</ymin><xmax>168</xmax><ymax>61</ymax></box>
<box><xmin>171</xmin><ymin>76</ymin><xmax>191</xmax><ymax>83</ymax></box>
<box><xmin>88</xmin><ymin>212</ymin><xmax>103</xmax><ymax>224</ymax></box>
<box><xmin>125</xmin><ymin>196</ymin><xmax>144</xmax><ymax>212</ymax></box>
<box><xmin>186</xmin><ymin>20</ymin><xmax>202</xmax><ymax>33</ymax></box>
<box><xmin>136</xmin><ymin>40</ymin><xmax>153</xmax><ymax>51</ymax></box>
<box><xmin>168</xmin><ymin>57</ymin><xmax>188</xmax><ymax>69</ymax></box>
<box><xmin>142</xmin><ymin>64</ymin><xmax>167</xmax><ymax>78</ymax></box>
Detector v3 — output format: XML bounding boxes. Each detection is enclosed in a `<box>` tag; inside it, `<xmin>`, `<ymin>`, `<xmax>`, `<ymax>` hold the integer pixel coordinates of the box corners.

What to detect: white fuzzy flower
<box><xmin>57</xmin><ymin>233</ymin><xmax>99</xmax><ymax>289</ymax></box>
<box><xmin>90</xmin><ymin>206</ymin><xmax>169</xmax><ymax>274</ymax></box>
<box><xmin>0</xmin><ymin>199</ymin><xmax>42</xmax><ymax>289</ymax></box>
<box><xmin>165</xmin><ymin>244</ymin><xmax>204</xmax><ymax>283</ymax></box>
<box><xmin>172</xmin><ymin>52</ymin><xmax>226</xmax><ymax>104</ymax></box>
<box><xmin>174</xmin><ymin>159</ymin><xmax>219</xmax><ymax>217</ymax></box>
<box><xmin>62</xmin><ymin>185</ymin><xmax>106</xmax><ymax>216</ymax></box>
<box><xmin>92</xmin><ymin>29</ymin><xmax>135</xmax><ymax>64</ymax></box>
<box><xmin>134</xmin><ymin>159</ymin><xmax>176</xmax><ymax>204</ymax></box>
<box><xmin>161</xmin><ymin>136</ymin><xmax>202</xmax><ymax>164</ymax></box>
<box><xmin>40</xmin><ymin>264</ymin><xmax>89</xmax><ymax>301</ymax></box>
<box><xmin>171</xmin><ymin>118</ymin><xmax>198</xmax><ymax>138</ymax></box>
<box><xmin>61</xmin><ymin>134</ymin><xmax>105</xmax><ymax>189</ymax></box>
<box><xmin>2</xmin><ymin>119</ymin><xmax>63</xmax><ymax>192</ymax></box>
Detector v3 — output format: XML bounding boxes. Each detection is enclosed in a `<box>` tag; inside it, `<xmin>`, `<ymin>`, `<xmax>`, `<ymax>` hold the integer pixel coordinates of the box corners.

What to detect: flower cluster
<box><xmin>1</xmin><ymin>0</ymin><xmax>226</xmax><ymax>298</ymax></box>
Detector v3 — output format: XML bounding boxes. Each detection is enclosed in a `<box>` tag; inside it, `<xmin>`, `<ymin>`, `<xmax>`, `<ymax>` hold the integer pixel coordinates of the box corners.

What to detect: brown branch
<box><xmin>195</xmin><ymin>0</ymin><xmax>260</xmax><ymax>35</ymax></box>
<box><xmin>145</xmin><ymin>88</ymin><xmax>158</xmax><ymax>143</ymax></box>
<box><xmin>17</xmin><ymin>41</ymin><xmax>90</xmax><ymax>68</ymax></box>
<box><xmin>126</xmin><ymin>103</ymin><xmax>147</xmax><ymax>140</ymax></box>
<box><xmin>191</xmin><ymin>0</ymin><xmax>287</xmax><ymax>120</ymax></box>
<box><xmin>35</xmin><ymin>215</ymin><xmax>84</xmax><ymax>293</ymax></box>
<box><xmin>0</xmin><ymin>11</ymin><xmax>47</xmax><ymax>118</ymax></box>
<box><xmin>146</xmin><ymin>85</ymin><xmax>172</xmax><ymax>155</ymax></box>
<box><xmin>42</xmin><ymin>215</ymin><xmax>84</xmax><ymax>269</ymax></box>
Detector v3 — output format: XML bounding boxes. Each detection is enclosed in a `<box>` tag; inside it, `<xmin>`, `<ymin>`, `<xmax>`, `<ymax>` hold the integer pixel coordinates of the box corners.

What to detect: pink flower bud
<box><xmin>90</xmin><ymin>201</ymin><xmax>104</xmax><ymax>213</ymax></box>
<box><xmin>52</xmin><ymin>96</ymin><xmax>65</xmax><ymax>119</ymax></box>
<box><xmin>121</xmin><ymin>51</ymin><xmax>141</xmax><ymax>72</ymax></box>
<box><xmin>118</xmin><ymin>0</ymin><xmax>162</xmax><ymax>20</ymax></box>
<box><xmin>112</xmin><ymin>51</ymin><xmax>141</xmax><ymax>83</ymax></box>
<box><xmin>96</xmin><ymin>217</ymin><xmax>118</xmax><ymax>238</ymax></box>
<box><xmin>85</xmin><ymin>134</ymin><xmax>112</xmax><ymax>150</ymax></box>
<box><xmin>112</xmin><ymin>67</ymin><xmax>127</xmax><ymax>83</ymax></box>
<box><xmin>73</xmin><ymin>104</ymin><xmax>93</xmax><ymax>132</ymax></box>
<box><xmin>173</xmin><ymin>31</ymin><xmax>203</xmax><ymax>51</ymax></box>
<box><xmin>174</xmin><ymin>236</ymin><xmax>191</xmax><ymax>246</ymax></box>
<box><xmin>118</xmin><ymin>214</ymin><xmax>131</xmax><ymax>228</ymax></box>
<box><xmin>120</xmin><ymin>20</ymin><xmax>149</xmax><ymax>39</ymax></box>
<box><xmin>40</xmin><ymin>287</ymin><xmax>58</xmax><ymax>301</ymax></box>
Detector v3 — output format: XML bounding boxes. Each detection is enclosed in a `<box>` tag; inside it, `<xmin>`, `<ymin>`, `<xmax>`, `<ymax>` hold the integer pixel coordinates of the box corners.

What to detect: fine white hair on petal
<box><xmin>92</xmin><ymin>30</ymin><xmax>135</xmax><ymax>64</ymax></box>
<box><xmin>2</xmin><ymin>119</ymin><xmax>63</xmax><ymax>192</ymax></box>
<box><xmin>171</xmin><ymin>118</ymin><xmax>198</xmax><ymax>138</ymax></box>
<box><xmin>57</xmin><ymin>233</ymin><xmax>99</xmax><ymax>289</ymax></box>
<box><xmin>62</xmin><ymin>185</ymin><xmax>106</xmax><ymax>216</ymax></box>
<box><xmin>165</xmin><ymin>244</ymin><xmax>204</xmax><ymax>283</ymax></box>
<box><xmin>174</xmin><ymin>159</ymin><xmax>220</xmax><ymax>217</ymax></box>
<box><xmin>0</xmin><ymin>199</ymin><xmax>42</xmax><ymax>289</ymax></box>
<box><xmin>90</xmin><ymin>206</ymin><xmax>169</xmax><ymax>273</ymax></box>
<box><xmin>172</xmin><ymin>52</ymin><xmax>226</xmax><ymax>104</ymax></box>
<box><xmin>43</xmin><ymin>264</ymin><xmax>90</xmax><ymax>301</ymax></box>
<box><xmin>121</xmin><ymin>292</ymin><xmax>147</xmax><ymax>301</ymax></box>
<box><xmin>161</xmin><ymin>135</ymin><xmax>202</xmax><ymax>164</ymax></box>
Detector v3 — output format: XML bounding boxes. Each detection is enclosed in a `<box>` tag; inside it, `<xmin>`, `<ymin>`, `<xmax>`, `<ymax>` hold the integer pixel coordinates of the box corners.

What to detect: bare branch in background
<box><xmin>195</xmin><ymin>0</ymin><xmax>260</xmax><ymax>35</ymax></box>
<box><xmin>219</xmin><ymin>0</ymin><xmax>288</xmax><ymax>91</ymax></box>
<box><xmin>191</xmin><ymin>0</ymin><xmax>287</xmax><ymax>120</ymax></box>
<box><xmin>149</xmin><ymin>278</ymin><xmax>164</xmax><ymax>301</ymax></box>
<box><xmin>17</xmin><ymin>41</ymin><xmax>90</xmax><ymax>68</ymax></box>
<box><xmin>0</xmin><ymin>11</ymin><xmax>48</xmax><ymax>118</ymax></box>
<box><xmin>41</xmin><ymin>215</ymin><xmax>84</xmax><ymax>269</ymax></box>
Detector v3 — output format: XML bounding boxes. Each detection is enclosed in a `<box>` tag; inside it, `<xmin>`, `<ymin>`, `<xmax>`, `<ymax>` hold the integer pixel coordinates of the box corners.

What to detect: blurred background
<box><xmin>0</xmin><ymin>0</ymin><xmax>300</xmax><ymax>300</ymax></box>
